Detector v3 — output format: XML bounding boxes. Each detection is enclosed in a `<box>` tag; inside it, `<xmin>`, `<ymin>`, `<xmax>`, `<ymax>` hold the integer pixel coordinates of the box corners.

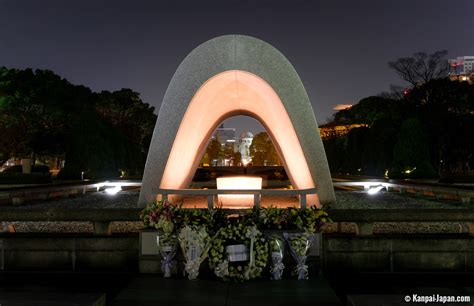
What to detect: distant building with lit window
<box><xmin>318</xmin><ymin>123</ymin><xmax>368</xmax><ymax>140</ymax></box>
<box><xmin>212</xmin><ymin>124</ymin><xmax>236</xmax><ymax>145</ymax></box>
<box><xmin>448</xmin><ymin>56</ymin><xmax>474</xmax><ymax>84</ymax></box>
<box><xmin>449</xmin><ymin>56</ymin><xmax>474</xmax><ymax>74</ymax></box>
<box><xmin>209</xmin><ymin>124</ymin><xmax>237</xmax><ymax>166</ymax></box>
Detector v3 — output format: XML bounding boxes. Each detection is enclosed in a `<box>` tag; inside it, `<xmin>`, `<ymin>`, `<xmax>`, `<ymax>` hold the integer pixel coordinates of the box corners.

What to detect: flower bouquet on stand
<box><xmin>140</xmin><ymin>200</ymin><xmax>180</xmax><ymax>277</ymax></box>
<box><xmin>157</xmin><ymin>233</ymin><xmax>178</xmax><ymax>278</ymax></box>
<box><xmin>267</xmin><ymin>234</ymin><xmax>285</xmax><ymax>280</ymax></box>
<box><xmin>178</xmin><ymin>225</ymin><xmax>212</xmax><ymax>280</ymax></box>
<box><xmin>283</xmin><ymin>232</ymin><xmax>313</xmax><ymax>280</ymax></box>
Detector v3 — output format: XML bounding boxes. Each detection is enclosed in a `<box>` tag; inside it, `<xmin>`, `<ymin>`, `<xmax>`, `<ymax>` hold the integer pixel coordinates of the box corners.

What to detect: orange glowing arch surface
<box><xmin>138</xmin><ymin>35</ymin><xmax>335</xmax><ymax>208</ymax></box>
<box><xmin>161</xmin><ymin>70</ymin><xmax>314</xmax><ymax>196</ymax></box>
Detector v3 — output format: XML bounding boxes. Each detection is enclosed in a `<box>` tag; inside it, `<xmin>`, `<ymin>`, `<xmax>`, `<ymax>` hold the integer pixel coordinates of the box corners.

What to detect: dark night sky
<box><xmin>1</xmin><ymin>0</ymin><xmax>473</xmax><ymax>135</ymax></box>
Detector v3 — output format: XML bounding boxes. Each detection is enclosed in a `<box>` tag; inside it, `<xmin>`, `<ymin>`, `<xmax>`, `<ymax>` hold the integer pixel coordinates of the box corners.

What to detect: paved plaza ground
<box><xmin>1</xmin><ymin>272</ymin><xmax>474</xmax><ymax>305</ymax></box>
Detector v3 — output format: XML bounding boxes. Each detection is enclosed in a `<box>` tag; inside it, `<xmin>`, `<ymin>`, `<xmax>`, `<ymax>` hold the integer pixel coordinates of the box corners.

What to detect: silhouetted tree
<box><xmin>388</xmin><ymin>50</ymin><xmax>449</xmax><ymax>87</ymax></box>
<box><xmin>201</xmin><ymin>139</ymin><xmax>223</xmax><ymax>166</ymax></box>
<box><xmin>378</xmin><ymin>84</ymin><xmax>406</xmax><ymax>100</ymax></box>
<box><xmin>249</xmin><ymin>132</ymin><xmax>281</xmax><ymax>166</ymax></box>
<box><xmin>333</xmin><ymin>96</ymin><xmax>403</xmax><ymax>126</ymax></box>
<box><xmin>406</xmin><ymin>78</ymin><xmax>474</xmax><ymax>173</ymax></box>
<box><xmin>0</xmin><ymin>67</ymin><xmax>157</xmax><ymax>179</ymax></box>
<box><xmin>0</xmin><ymin>67</ymin><xmax>93</xmax><ymax>162</ymax></box>
<box><xmin>392</xmin><ymin>118</ymin><xmax>436</xmax><ymax>178</ymax></box>
<box><xmin>94</xmin><ymin>89</ymin><xmax>156</xmax><ymax>175</ymax></box>
<box><xmin>232</xmin><ymin>151</ymin><xmax>242</xmax><ymax>166</ymax></box>
<box><xmin>324</xmin><ymin>52</ymin><xmax>473</xmax><ymax>179</ymax></box>
<box><xmin>223</xmin><ymin>143</ymin><xmax>235</xmax><ymax>163</ymax></box>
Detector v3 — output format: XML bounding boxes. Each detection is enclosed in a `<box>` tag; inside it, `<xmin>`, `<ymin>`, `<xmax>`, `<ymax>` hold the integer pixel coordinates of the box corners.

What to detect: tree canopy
<box><xmin>333</xmin><ymin>96</ymin><xmax>406</xmax><ymax>126</ymax></box>
<box><xmin>388</xmin><ymin>50</ymin><xmax>450</xmax><ymax>87</ymax></box>
<box><xmin>249</xmin><ymin>132</ymin><xmax>281</xmax><ymax>166</ymax></box>
<box><xmin>0</xmin><ymin>67</ymin><xmax>157</xmax><ymax>179</ymax></box>
<box><xmin>324</xmin><ymin>52</ymin><xmax>474</xmax><ymax>179</ymax></box>
<box><xmin>200</xmin><ymin>139</ymin><xmax>223</xmax><ymax>166</ymax></box>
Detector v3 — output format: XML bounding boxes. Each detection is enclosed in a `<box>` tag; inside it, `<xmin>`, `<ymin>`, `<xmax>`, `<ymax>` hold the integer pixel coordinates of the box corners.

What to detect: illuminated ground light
<box><xmin>105</xmin><ymin>185</ymin><xmax>122</xmax><ymax>195</ymax></box>
<box><xmin>367</xmin><ymin>185</ymin><xmax>384</xmax><ymax>195</ymax></box>
<box><xmin>95</xmin><ymin>182</ymin><xmax>124</xmax><ymax>195</ymax></box>
<box><xmin>216</xmin><ymin>176</ymin><xmax>262</xmax><ymax>207</ymax></box>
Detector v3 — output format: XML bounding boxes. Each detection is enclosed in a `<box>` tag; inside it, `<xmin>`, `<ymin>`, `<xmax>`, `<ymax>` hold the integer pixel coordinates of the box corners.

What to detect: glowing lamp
<box><xmin>217</xmin><ymin>176</ymin><xmax>262</xmax><ymax>207</ymax></box>
<box><xmin>404</xmin><ymin>167</ymin><xmax>416</xmax><ymax>174</ymax></box>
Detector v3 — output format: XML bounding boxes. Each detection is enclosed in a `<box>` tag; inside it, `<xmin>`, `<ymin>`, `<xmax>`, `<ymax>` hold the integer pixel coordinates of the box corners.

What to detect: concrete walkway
<box><xmin>2</xmin><ymin>272</ymin><xmax>474</xmax><ymax>305</ymax></box>
<box><xmin>0</xmin><ymin>272</ymin><xmax>340</xmax><ymax>305</ymax></box>
<box><xmin>0</xmin><ymin>272</ymin><xmax>126</xmax><ymax>306</ymax></box>
<box><xmin>112</xmin><ymin>276</ymin><xmax>341</xmax><ymax>306</ymax></box>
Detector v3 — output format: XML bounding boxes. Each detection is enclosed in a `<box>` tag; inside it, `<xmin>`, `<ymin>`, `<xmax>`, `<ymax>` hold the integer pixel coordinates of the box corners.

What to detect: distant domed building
<box><xmin>238</xmin><ymin>131</ymin><xmax>254</xmax><ymax>165</ymax></box>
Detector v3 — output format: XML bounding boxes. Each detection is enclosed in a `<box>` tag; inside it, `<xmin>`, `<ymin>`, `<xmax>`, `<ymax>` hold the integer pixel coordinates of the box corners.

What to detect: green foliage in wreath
<box><xmin>244</xmin><ymin>205</ymin><xmax>331</xmax><ymax>233</ymax></box>
<box><xmin>141</xmin><ymin>201</ymin><xmax>228</xmax><ymax>235</ymax></box>
<box><xmin>208</xmin><ymin>221</ymin><xmax>269</xmax><ymax>282</ymax></box>
<box><xmin>175</xmin><ymin>204</ymin><xmax>228</xmax><ymax>234</ymax></box>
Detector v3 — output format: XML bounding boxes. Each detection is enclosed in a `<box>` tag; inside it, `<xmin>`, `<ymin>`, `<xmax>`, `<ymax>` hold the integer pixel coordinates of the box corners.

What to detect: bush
<box><xmin>388</xmin><ymin>161</ymin><xmax>438</xmax><ymax>179</ymax></box>
<box><xmin>409</xmin><ymin>161</ymin><xmax>438</xmax><ymax>179</ymax></box>
<box><xmin>2</xmin><ymin>164</ymin><xmax>50</xmax><ymax>175</ymax></box>
<box><xmin>32</xmin><ymin>165</ymin><xmax>50</xmax><ymax>175</ymax></box>
<box><xmin>0</xmin><ymin>173</ymin><xmax>52</xmax><ymax>184</ymax></box>
<box><xmin>387</xmin><ymin>166</ymin><xmax>404</xmax><ymax>179</ymax></box>
<box><xmin>2</xmin><ymin>165</ymin><xmax>22</xmax><ymax>173</ymax></box>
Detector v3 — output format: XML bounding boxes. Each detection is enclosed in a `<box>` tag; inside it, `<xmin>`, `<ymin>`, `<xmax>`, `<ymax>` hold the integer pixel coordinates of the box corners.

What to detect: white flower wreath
<box><xmin>208</xmin><ymin>222</ymin><xmax>269</xmax><ymax>281</ymax></box>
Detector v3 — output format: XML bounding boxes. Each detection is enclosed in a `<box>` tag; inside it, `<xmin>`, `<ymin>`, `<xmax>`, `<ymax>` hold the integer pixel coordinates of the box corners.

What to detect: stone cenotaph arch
<box><xmin>138</xmin><ymin>35</ymin><xmax>336</xmax><ymax>208</ymax></box>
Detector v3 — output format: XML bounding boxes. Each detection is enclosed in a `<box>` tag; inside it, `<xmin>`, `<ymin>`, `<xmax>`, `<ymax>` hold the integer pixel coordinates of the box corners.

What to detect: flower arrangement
<box><xmin>141</xmin><ymin>202</ymin><xmax>329</xmax><ymax>235</ymax></box>
<box><xmin>141</xmin><ymin>200</ymin><xmax>183</xmax><ymax>277</ymax></box>
<box><xmin>284</xmin><ymin>232</ymin><xmax>313</xmax><ymax>280</ymax></box>
<box><xmin>157</xmin><ymin>233</ymin><xmax>178</xmax><ymax>278</ymax></box>
<box><xmin>140</xmin><ymin>200</ymin><xmax>180</xmax><ymax>235</ymax></box>
<box><xmin>267</xmin><ymin>234</ymin><xmax>285</xmax><ymax>280</ymax></box>
<box><xmin>140</xmin><ymin>202</ymin><xmax>330</xmax><ymax>281</ymax></box>
<box><xmin>178</xmin><ymin>225</ymin><xmax>212</xmax><ymax>280</ymax></box>
<box><xmin>208</xmin><ymin>222</ymin><xmax>269</xmax><ymax>282</ymax></box>
<box><xmin>286</xmin><ymin>233</ymin><xmax>311</xmax><ymax>257</ymax></box>
<box><xmin>177</xmin><ymin>204</ymin><xmax>228</xmax><ymax>234</ymax></box>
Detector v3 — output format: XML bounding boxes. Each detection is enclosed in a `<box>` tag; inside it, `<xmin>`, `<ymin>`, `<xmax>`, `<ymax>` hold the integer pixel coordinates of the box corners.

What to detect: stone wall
<box><xmin>324</xmin><ymin>235</ymin><xmax>474</xmax><ymax>272</ymax></box>
<box><xmin>0</xmin><ymin>234</ymin><xmax>137</xmax><ymax>272</ymax></box>
<box><xmin>2</xmin><ymin>233</ymin><xmax>474</xmax><ymax>273</ymax></box>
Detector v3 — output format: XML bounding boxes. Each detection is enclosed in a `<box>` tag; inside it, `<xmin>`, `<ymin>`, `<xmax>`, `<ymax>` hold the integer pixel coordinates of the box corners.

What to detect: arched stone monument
<box><xmin>138</xmin><ymin>35</ymin><xmax>335</xmax><ymax>207</ymax></box>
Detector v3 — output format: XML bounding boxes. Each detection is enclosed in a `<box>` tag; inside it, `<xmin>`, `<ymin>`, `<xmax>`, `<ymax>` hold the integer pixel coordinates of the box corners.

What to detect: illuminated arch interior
<box><xmin>160</xmin><ymin>70</ymin><xmax>319</xmax><ymax>206</ymax></box>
